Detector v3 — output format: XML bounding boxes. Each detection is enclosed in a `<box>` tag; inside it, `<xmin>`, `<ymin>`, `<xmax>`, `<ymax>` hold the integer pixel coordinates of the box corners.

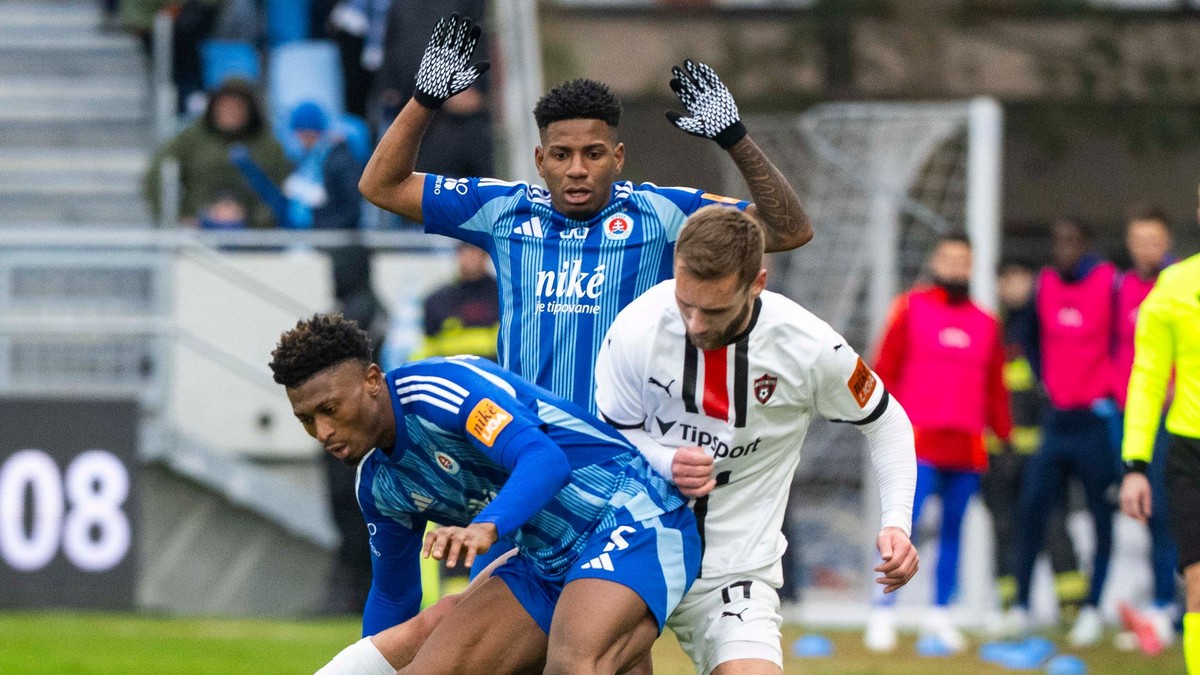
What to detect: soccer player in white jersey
<box><xmin>594</xmin><ymin>206</ymin><xmax>920</xmax><ymax>675</ymax></box>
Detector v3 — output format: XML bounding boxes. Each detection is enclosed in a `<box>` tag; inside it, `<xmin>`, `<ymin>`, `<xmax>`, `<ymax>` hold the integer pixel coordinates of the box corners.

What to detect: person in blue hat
<box><xmin>285</xmin><ymin>100</ymin><xmax>365</xmax><ymax>231</ymax></box>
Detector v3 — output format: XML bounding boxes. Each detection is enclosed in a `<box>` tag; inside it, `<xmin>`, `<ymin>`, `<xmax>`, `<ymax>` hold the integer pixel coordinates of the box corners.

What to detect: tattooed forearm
<box><xmin>728</xmin><ymin>136</ymin><xmax>812</xmax><ymax>252</ymax></box>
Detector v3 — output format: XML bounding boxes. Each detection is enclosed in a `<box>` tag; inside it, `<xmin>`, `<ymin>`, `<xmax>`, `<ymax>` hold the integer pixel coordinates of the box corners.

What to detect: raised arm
<box><xmin>665</xmin><ymin>59</ymin><xmax>812</xmax><ymax>252</ymax></box>
<box><xmin>359</xmin><ymin>13</ymin><xmax>490</xmax><ymax>222</ymax></box>
<box><xmin>360</xmin><ymin>100</ymin><xmax>436</xmax><ymax>221</ymax></box>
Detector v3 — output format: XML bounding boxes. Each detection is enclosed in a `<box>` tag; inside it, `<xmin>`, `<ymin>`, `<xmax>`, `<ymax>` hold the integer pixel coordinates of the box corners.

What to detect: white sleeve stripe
<box><xmin>399</xmin><ymin>394</ymin><xmax>461</xmax><ymax>414</ymax></box>
<box><xmin>447</xmin><ymin>359</ymin><xmax>518</xmax><ymax>396</ymax></box>
<box><xmin>396</xmin><ymin>383</ymin><xmax>466</xmax><ymax>406</ymax></box>
<box><xmin>478</xmin><ymin>178</ymin><xmax>526</xmax><ymax>188</ymax></box>
<box><xmin>396</xmin><ymin>375</ymin><xmax>470</xmax><ymax>397</ymax></box>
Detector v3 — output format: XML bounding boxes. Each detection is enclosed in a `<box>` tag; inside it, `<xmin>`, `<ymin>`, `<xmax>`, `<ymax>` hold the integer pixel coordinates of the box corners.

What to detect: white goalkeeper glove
<box><xmin>413</xmin><ymin>13</ymin><xmax>490</xmax><ymax>110</ymax></box>
<box><xmin>665</xmin><ymin>59</ymin><xmax>747</xmax><ymax>150</ymax></box>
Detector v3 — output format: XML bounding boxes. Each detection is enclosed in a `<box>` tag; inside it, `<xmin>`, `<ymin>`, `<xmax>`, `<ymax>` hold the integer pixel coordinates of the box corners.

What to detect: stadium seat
<box><xmin>200</xmin><ymin>40</ymin><xmax>261</xmax><ymax>91</ymax></box>
<box><xmin>336</xmin><ymin>113</ymin><xmax>372</xmax><ymax>165</ymax></box>
<box><xmin>267</xmin><ymin>40</ymin><xmax>345</xmax><ymax>147</ymax></box>
<box><xmin>265</xmin><ymin>0</ymin><xmax>311</xmax><ymax>46</ymax></box>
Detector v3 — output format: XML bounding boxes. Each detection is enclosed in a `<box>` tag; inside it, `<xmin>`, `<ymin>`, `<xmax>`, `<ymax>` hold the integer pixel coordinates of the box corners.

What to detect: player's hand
<box><xmin>413</xmin><ymin>13</ymin><xmax>490</xmax><ymax>110</ymax></box>
<box><xmin>665</xmin><ymin>60</ymin><xmax>747</xmax><ymax>149</ymax></box>
<box><xmin>875</xmin><ymin>526</ymin><xmax>918</xmax><ymax>594</ymax></box>
<box><xmin>1120</xmin><ymin>472</ymin><xmax>1153</xmax><ymax>523</ymax></box>
<box><xmin>671</xmin><ymin>445</ymin><xmax>715</xmax><ymax>498</ymax></box>
<box><xmin>423</xmin><ymin>522</ymin><xmax>499</xmax><ymax>569</ymax></box>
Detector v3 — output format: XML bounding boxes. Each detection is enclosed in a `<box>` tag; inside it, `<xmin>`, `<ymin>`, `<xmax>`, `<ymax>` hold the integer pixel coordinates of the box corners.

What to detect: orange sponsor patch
<box><xmin>700</xmin><ymin>192</ymin><xmax>742</xmax><ymax>205</ymax></box>
<box><xmin>847</xmin><ymin>358</ymin><xmax>877</xmax><ymax>408</ymax></box>
<box><xmin>466</xmin><ymin>398</ymin><xmax>513</xmax><ymax>447</ymax></box>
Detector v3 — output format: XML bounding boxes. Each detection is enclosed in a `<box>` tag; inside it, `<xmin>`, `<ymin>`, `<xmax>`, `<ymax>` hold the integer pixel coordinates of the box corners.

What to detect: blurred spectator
<box><xmin>1110</xmin><ymin>207</ymin><xmax>1180</xmax><ymax>648</ymax></box>
<box><xmin>981</xmin><ymin>261</ymin><xmax>1087</xmax><ymax>631</ymax></box>
<box><xmin>864</xmin><ymin>233</ymin><xmax>1011</xmax><ymax>654</ymax></box>
<box><xmin>410</xmin><ymin>243</ymin><xmax>499</xmax><ymax>361</ymax></box>
<box><xmin>146</xmin><ymin>78</ymin><xmax>291</xmax><ymax>229</ymax></box>
<box><xmin>118</xmin><ymin>0</ymin><xmax>234</xmax><ymax>113</ymax></box>
<box><xmin>1008</xmin><ymin>218</ymin><xmax>1119</xmax><ymax>647</ymax></box>
<box><xmin>172</xmin><ymin>0</ymin><xmax>225</xmax><ymax>114</ymax></box>
<box><xmin>118</xmin><ymin>0</ymin><xmax>172</xmax><ymax>53</ymax></box>
<box><xmin>284</xmin><ymin>101</ymin><xmax>365</xmax><ymax>230</ymax></box>
<box><xmin>373</xmin><ymin>0</ymin><xmax>493</xmax><ymax>182</ymax></box>
<box><xmin>314</xmin><ymin>0</ymin><xmax>390</xmax><ymax>117</ymax></box>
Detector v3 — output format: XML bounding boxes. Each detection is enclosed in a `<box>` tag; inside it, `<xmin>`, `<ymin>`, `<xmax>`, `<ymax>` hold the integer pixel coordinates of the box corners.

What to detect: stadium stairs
<box><xmin>0</xmin><ymin>0</ymin><xmax>150</xmax><ymax>227</ymax></box>
<box><xmin>0</xmin><ymin>0</ymin><xmax>340</xmax><ymax>617</ymax></box>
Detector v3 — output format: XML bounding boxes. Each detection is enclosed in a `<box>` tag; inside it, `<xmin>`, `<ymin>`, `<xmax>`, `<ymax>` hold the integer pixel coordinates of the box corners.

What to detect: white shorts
<box><xmin>667</xmin><ymin>562</ymin><xmax>784</xmax><ymax>675</ymax></box>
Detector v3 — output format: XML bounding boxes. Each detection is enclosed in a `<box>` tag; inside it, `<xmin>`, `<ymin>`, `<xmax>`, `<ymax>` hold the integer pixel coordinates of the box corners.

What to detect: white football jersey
<box><xmin>595</xmin><ymin>280</ymin><xmax>892</xmax><ymax>578</ymax></box>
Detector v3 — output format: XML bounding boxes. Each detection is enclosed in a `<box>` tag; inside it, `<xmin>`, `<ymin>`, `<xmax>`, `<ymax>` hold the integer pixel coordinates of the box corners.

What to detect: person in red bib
<box><xmin>864</xmin><ymin>233</ymin><xmax>1012</xmax><ymax>653</ymax></box>
<box><xmin>1009</xmin><ymin>217</ymin><xmax>1119</xmax><ymax>647</ymax></box>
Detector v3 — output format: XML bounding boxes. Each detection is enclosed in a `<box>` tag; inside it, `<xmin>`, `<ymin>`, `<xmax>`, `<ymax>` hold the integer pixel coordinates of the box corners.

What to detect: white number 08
<box><xmin>0</xmin><ymin>449</ymin><xmax>131</xmax><ymax>573</ymax></box>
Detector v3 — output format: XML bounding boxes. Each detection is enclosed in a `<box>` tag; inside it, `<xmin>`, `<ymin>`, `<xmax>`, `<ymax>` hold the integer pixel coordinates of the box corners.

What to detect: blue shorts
<box><xmin>493</xmin><ymin>505</ymin><xmax>700</xmax><ymax>635</ymax></box>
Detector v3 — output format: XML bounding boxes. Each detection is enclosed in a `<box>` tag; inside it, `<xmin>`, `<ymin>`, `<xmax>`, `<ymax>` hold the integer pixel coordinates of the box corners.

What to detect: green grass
<box><xmin>0</xmin><ymin>612</ymin><xmax>1186</xmax><ymax>674</ymax></box>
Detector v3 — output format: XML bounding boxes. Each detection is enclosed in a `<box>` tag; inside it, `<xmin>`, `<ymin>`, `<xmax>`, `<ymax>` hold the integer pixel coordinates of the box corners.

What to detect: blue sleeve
<box><xmin>471</xmin><ymin>425</ymin><xmax>571</xmax><ymax>537</ymax></box>
<box><xmin>641</xmin><ymin>183</ymin><xmax>751</xmax><ymax>215</ymax></box>
<box><xmin>421</xmin><ymin>174</ymin><xmax>524</xmax><ymax>250</ymax></box>
<box><xmin>403</xmin><ymin>361</ymin><xmax>572</xmax><ymax>538</ymax></box>
<box><xmin>359</xmin><ymin>497</ymin><xmax>425</xmax><ymax>637</ymax></box>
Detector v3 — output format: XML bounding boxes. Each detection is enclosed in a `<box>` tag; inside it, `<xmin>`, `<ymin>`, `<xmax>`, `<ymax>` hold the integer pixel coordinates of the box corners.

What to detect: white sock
<box><xmin>315</xmin><ymin>637</ymin><xmax>395</xmax><ymax>675</ymax></box>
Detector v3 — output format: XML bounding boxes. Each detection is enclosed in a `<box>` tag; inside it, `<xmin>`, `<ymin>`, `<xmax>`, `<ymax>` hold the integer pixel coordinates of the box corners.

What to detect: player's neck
<box><xmin>373</xmin><ymin>397</ymin><xmax>398</xmax><ymax>451</ymax></box>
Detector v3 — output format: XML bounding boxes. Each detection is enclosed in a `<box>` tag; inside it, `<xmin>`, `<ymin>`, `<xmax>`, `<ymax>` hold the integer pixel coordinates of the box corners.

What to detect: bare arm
<box><xmin>360</xmin><ymin>13</ymin><xmax>489</xmax><ymax>222</ymax></box>
<box><xmin>728</xmin><ymin>136</ymin><xmax>812</xmax><ymax>252</ymax></box>
<box><xmin>359</xmin><ymin>99</ymin><xmax>435</xmax><ymax>222</ymax></box>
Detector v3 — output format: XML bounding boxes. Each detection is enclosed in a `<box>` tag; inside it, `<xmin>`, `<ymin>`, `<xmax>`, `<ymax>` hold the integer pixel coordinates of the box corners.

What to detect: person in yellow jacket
<box><xmin>1120</xmin><ymin>214</ymin><xmax>1200</xmax><ymax>672</ymax></box>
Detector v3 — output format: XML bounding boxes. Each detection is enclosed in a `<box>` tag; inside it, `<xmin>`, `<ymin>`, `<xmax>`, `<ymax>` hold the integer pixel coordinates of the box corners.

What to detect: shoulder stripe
<box><xmin>448</xmin><ymin>359</ymin><xmax>518</xmax><ymax>396</ymax></box>
<box><xmin>479</xmin><ymin>178</ymin><xmax>526</xmax><ymax>188</ymax></box>
<box><xmin>396</xmin><ymin>383</ymin><xmax>466</xmax><ymax>407</ymax></box>
<box><xmin>399</xmin><ymin>394</ymin><xmax>461</xmax><ymax>414</ymax></box>
<box><xmin>396</xmin><ymin>375</ymin><xmax>469</xmax><ymax>397</ymax></box>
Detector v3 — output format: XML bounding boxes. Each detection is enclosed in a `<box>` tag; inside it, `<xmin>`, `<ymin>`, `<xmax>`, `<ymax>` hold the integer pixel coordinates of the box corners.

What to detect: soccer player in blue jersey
<box><xmin>360</xmin><ymin>13</ymin><xmax>812</xmax><ymax>410</ymax></box>
<box><xmin>273</xmin><ymin>314</ymin><xmax>700</xmax><ymax>675</ymax></box>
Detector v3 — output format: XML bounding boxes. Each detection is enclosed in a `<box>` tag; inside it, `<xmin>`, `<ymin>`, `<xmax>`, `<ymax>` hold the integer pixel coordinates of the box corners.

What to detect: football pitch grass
<box><xmin>0</xmin><ymin>611</ymin><xmax>1185</xmax><ymax>674</ymax></box>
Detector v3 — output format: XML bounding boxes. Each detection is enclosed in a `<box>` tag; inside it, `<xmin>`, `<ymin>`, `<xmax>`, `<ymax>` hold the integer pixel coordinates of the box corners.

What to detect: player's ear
<box><xmin>534</xmin><ymin>145</ymin><xmax>545</xmax><ymax>178</ymax></box>
<box><xmin>364</xmin><ymin>362</ymin><xmax>383</xmax><ymax>396</ymax></box>
<box><xmin>613</xmin><ymin>142</ymin><xmax>625</xmax><ymax>174</ymax></box>
<box><xmin>750</xmin><ymin>268</ymin><xmax>768</xmax><ymax>298</ymax></box>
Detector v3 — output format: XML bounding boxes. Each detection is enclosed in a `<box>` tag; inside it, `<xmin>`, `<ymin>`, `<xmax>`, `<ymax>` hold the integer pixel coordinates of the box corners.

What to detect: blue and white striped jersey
<box><xmin>355</xmin><ymin>355</ymin><xmax>686</xmax><ymax>634</ymax></box>
<box><xmin>422</xmin><ymin>175</ymin><xmax>749</xmax><ymax>410</ymax></box>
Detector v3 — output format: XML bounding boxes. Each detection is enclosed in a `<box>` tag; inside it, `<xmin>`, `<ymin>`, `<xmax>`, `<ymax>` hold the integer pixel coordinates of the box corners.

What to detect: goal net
<box><xmin>723</xmin><ymin>99</ymin><xmax>1003</xmax><ymax>625</ymax></box>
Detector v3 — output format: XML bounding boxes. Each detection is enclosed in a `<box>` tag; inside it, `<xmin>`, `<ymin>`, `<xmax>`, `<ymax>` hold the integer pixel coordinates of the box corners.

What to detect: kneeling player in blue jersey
<box><xmin>269</xmin><ymin>314</ymin><xmax>700</xmax><ymax>675</ymax></box>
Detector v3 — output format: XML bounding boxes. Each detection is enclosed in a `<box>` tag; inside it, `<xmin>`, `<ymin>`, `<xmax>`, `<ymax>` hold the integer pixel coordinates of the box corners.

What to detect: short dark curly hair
<box><xmin>269</xmin><ymin>314</ymin><xmax>372</xmax><ymax>388</ymax></box>
<box><xmin>533</xmin><ymin>79</ymin><xmax>622</xmax><ymax>130</ymax></box>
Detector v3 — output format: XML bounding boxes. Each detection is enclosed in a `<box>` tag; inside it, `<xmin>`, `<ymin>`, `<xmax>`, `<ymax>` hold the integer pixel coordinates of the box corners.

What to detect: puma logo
<box><xmin>721</xmin><ymin>609</ymin><xmax>748</xmax><ymax>622</ymax></box>
<box><xmin>648</xmin><ymin>377</ymin><xmax>675</xmax><ymax>396</ymax></box>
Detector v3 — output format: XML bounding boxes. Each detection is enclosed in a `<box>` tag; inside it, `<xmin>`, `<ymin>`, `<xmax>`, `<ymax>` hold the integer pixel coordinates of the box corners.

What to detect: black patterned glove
<box><xmin>413</xmin><ymin>13</ymin><xmax>490</xmax><ymax>110</ymax></box>
<box><xmin>665</xmin><ymin>60</ymin><xmax>747</xmax><ymax>149</ymax></box>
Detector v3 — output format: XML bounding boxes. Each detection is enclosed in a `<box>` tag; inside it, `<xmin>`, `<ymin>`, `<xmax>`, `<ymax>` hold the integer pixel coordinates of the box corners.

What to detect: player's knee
<box><xmin>372</xmin><ymin>595</ymin><xmax>463</xmax><ymax>668</ymax></box>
